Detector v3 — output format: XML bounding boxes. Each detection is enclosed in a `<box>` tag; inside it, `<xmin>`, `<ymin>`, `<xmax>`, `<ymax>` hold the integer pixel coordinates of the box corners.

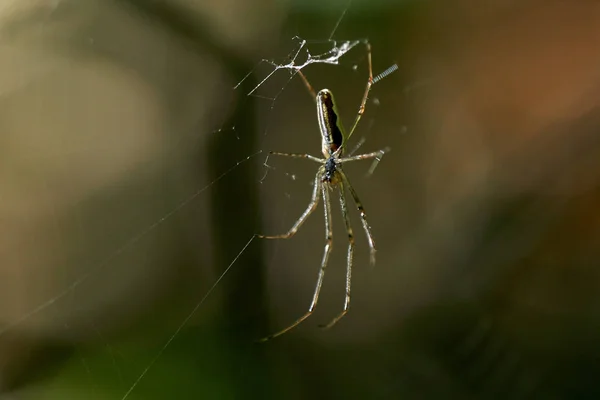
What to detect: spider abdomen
<box><xmin>316</xmin><ymin>89</ymin><xmax>345</xmax><ymax>157</ymax></box>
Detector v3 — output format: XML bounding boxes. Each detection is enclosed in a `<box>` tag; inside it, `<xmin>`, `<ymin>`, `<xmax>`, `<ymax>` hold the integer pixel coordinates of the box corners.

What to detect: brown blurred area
<box><xmin>420</xmin><ymin>0</ymin><xmax>600</xmax><ymax>329</ymax></box>
<box><xmin>2</xmin><ymin>0</ymin><xmax>600</xmax><ymax>398</ymax></box>
<box><xmin>405</xmin><ymin>2</ymin><xmax>600</xmax><ymax>394</ymax></box>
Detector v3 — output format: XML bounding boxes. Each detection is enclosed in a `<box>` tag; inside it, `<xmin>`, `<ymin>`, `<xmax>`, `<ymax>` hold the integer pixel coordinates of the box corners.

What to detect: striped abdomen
<box><xmin>316</xmin><ymin>89</ymin><xmax>345</xmax><ymax>157</ymax></box>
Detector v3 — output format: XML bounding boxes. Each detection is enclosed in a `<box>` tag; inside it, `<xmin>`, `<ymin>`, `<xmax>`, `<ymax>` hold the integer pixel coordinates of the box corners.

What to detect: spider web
<box><xmin>0</xmin><ymin>16</ymin><xmax>364</xmax><ymax>336</ymax></box>
<box><xmin>236</xmin><ymin>36</ymin><xmax>363</xmax><ymax>97</ymax></box>
<box><xmin>0</xmin><ymin>2</ymin><xmax>404</xmax><ymax>399</ymax></box>
<box><xmin>119</xmin><ymin>30</ymin><xmax>388</xmax><ymax>400</ymax></box>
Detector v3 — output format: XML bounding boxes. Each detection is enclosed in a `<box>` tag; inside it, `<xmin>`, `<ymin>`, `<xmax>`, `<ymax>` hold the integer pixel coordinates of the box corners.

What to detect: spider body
<box><xmin>258</xmin><ymin>42</ymin><xmax>390</xmax><ymax>341</ymax></box>
<box><xmin>318</xmin><ymin>88</ymin><xmax>344</xmax><ymax>184</ymax></box>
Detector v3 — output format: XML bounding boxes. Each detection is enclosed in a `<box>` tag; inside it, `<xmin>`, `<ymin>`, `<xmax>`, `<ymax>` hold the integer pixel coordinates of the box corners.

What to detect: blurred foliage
<box><xmin>5</xmin><ymin>1</ymin><xmax>600</xmax><ymax>399</ymax></box>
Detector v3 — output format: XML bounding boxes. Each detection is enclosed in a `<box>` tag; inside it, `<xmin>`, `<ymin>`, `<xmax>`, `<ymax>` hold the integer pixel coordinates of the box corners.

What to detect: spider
<box><xmin>258</xmin><ymin>42</ymin><xmax>394</xmax><ymax>341</ymax></box>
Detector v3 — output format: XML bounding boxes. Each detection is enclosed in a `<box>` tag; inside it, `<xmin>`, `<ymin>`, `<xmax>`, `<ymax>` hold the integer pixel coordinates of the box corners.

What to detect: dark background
<box><xmin>1</xmin><ymin>1</ymin><xmax>600</xmax><ymax>398</ymax></box>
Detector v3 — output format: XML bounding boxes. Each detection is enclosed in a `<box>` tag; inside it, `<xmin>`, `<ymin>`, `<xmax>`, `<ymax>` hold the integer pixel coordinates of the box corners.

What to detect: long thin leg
<box><xmin>338</xmin><ymin>148</ymin><xmax>387</xmax><ymax>176</ymax></box>
<box><xmin>347</xmin><ymin>136</ymin><xmax>366</xmax><ymax>157</ymax></box>
<box><xmin>259</xmin><ymin>184</ymin><xmax>334</xmax><ymax>341</ymax></box>
<box><xmin>268</xmin><ymin>151</ymin><xmax>324</xmax><ymax>164</ymax></box>
<box><xmin>258</xmin><ymin>171</ymin><xmax>322</xmax><ymax>239</ymax></box>
<box><xmin>346</xmin><ymin>42</ymin><xmax>374</xmax><ymax>142</ymax></box>
<box><xmin>320</xmin><ymin>181</ymin><xmax>354</xmax><ymax>329</ymax></box>
<box><xmin>338</xmin><ymin>150</ymin><xmax>385</xmax><ymax>164</ymax></box>
<box><xmin>339</xmin><ymin>171</ymin><xmax>376</xmax><ymax>265</ymax></box>
<box><xmin>297</xmin><ymin>69</ymin><xmax>317</xmax><ymax>101</ymax></box>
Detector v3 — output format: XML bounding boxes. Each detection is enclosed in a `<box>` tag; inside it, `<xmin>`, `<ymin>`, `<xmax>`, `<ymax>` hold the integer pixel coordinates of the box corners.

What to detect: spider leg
<box><xmin>258</xmin><ymin>170</ymin><xmax>322</xmax><ymax>239</ymax></box>
<box><xmin>320</xmin><ymin>179</ymin><xmax>354</xmax><ymax>329</ymax></box>
<box><xmin>297</xmin><ymin>69</ymin><xmax>317</xmax><ymax>101</ymax></box>
<box><xmin>346</xmin><ymin>136</ymin><xmax>366</xmax><ymax>157</ymax></box>
<box><xmin>268</xmin><ymin>151</ymin><xmax>323</xmax><ymax>164</ymax></box>
<box><xmin>259</xmin><ymin>182</ymin><xmax>333</xmax><ymax>341</ymax></box>
<box><xmin>346</xmin><ymin>42</ymin><xmax>374</xmax><ymax>142</ymax></box>
<box><xmin>338</xmin><ymin>148</ymin><xmax>388</xmax><ymax>176</ymax></box>
<box><xmin>340</xmin><ymin>171</ymin><xmax>376</xmax><ymax>266</ymax></box>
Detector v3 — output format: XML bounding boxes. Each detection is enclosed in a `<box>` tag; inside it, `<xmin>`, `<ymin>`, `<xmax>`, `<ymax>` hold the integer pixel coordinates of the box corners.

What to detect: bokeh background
<box><xmin>2</xmin><ymin>0</ymin><xmax>600</xmax><ymax>398</ymax></box>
